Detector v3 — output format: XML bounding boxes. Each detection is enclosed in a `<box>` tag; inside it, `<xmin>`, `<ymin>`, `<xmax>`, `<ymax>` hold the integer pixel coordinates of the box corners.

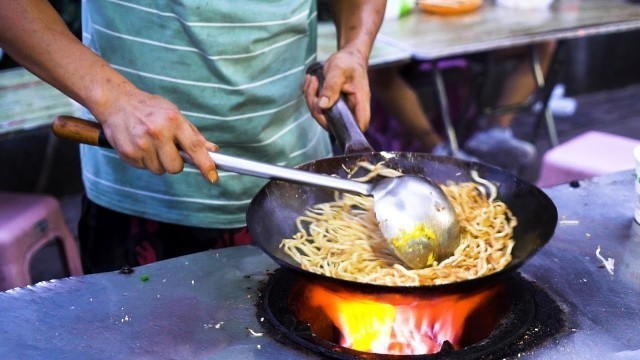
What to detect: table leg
<box><xmin>432</xmin><ymin>64</ymin><xmax>460</xmax><ymax>154</ymax></box>
<box><xmin>531</xmin><ymin>41</ymin><xmax>565</xmax><ymax>147</ymax></box>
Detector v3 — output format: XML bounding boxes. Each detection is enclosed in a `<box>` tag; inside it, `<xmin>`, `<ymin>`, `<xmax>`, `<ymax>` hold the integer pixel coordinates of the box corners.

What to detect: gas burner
<box><xmin>256</xmin><ymin>269</ymin><xmax>565</xmax><ymax>359</ymax></box>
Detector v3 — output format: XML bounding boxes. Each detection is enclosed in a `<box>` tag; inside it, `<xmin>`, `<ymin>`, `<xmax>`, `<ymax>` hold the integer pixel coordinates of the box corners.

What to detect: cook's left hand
<box><xmin>304</xmin><ymin>49</ymin><xmax>370</xmax><ymax>132</ymax></box>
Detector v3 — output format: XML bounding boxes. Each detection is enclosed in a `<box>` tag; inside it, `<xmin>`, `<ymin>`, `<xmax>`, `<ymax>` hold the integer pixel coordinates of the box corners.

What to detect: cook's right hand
<box><xmin>92</xmin><ymin>88</ymin><xmax>220</xmax><ymax>182</ymax></box>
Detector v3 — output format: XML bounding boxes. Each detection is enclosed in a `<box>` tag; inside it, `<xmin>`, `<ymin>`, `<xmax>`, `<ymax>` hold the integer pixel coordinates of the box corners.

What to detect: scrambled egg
<box><xmin>391</xmin><ymin>223</ymin><xmax>437</xmax><ymax>267</ymax></box>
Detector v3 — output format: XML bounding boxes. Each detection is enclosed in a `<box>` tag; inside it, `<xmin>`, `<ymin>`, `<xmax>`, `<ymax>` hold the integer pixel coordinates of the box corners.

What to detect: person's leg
<box><xmin>78</xmin><ymin>194</ymin><xmax>152</xmax><ymax>274</ymax></box>
<box><xmin>464</xmin><ymin>41</ymin><xmax>556</xmax><ymax>172</ymax></box>
<box><xmin>369</xmin><ymin>65</ymin><xmax>443</xmax><ymax>152</ymax></box>
<box><xmin>162</xmin><ymin>224</ymin><xmax>252</xmax><ymax>258</ymax></box>
<box><xmin>491</xmin><ymin>40</ymin><xmax>557</xmax><ymax>128</ymax></box>
<box><xmin>78</xmin><ymin>194</ymin><xmax>252</xmax><ymax>274</ymax></box>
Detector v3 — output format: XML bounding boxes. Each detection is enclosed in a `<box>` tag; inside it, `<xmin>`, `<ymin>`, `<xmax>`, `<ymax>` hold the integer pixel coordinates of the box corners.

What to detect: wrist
<box><xmin>337</xmin><ymin>44</ymin><xmax>370</xmax><ymax>69</ymax></box>
<box><xmin>85</xmin><ymin>73</ymin><xmax>139</xmax><ymax>123</ymax></box>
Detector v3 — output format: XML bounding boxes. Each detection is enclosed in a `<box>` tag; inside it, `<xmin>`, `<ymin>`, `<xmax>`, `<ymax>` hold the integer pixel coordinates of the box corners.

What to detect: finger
<box><xmin>141</xmin><ymin>153</ymin><xmax>166</xmax><ymax>175</ymax></box>
<box><xmin>303</xmin><ymin>74</ymin><xmax>317</xmax><ymax>111</ymax></box>
<box><xmin>205</xmin><ymin>141</ymin><xmax>219</xmax><ymax>152</ymax></box>
<box><xmin>304</xmin><ymin>75</ymin><xmax>328</xmax><ymax>129</ymax></box>
<box><xmin>349</xmin><ymin>94</ymin><xmax>371</xmax><ymax>132</ymax></box>
<box><xmin>102</xmin><ymin>129</ymin><xmax>142</xmax><ymax>169</ymax></box>
<box><xmin>176</xmin><ymin>123</ymin><xmax>218</xmax><ymax>183</ymax></box>
<box><xmin>114</xmin><ymin>138</ymin><xmax>159</xmax><ymax>172</ymax></box>
<box><xmin>188</xmin><ymin>122</ymin><xmax>219</xmax><ymax>152</ymax></box>
<box><xmin>317</xmin><ymin>68</ymin><xmax>345</xmax><ymax>111</ymax></box>
<box><xmin>156</xmin><ymin>141</ymin><xmax>184</xmax><ymax>174</ymax></box>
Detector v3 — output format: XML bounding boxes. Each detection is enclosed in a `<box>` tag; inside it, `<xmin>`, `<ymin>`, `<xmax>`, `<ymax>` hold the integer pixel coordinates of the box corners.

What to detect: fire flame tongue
<box><xmin>334</xmin><ymin>300</ymin><xmax>395</xmax><ymax>352</ymax></box>
<box><xmin>306</xmin><ymin>285</ymin><xmax>496</xmax><ymax>355</ymax></box>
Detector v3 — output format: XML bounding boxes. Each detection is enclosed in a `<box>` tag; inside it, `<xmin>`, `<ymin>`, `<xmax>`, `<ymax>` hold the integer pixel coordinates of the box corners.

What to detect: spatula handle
<box><xmin>52</xmin><ymin>115</ymin><xmax>372</xmax><ymax>195</ymax></box>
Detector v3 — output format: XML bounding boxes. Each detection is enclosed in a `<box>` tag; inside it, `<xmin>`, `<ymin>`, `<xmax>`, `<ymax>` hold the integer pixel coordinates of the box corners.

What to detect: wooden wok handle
<box><xmin>52</xmin><ymin>115</ymin><xmax>112</xmax><ymax>149</ymax></box>
<box><xmin>306</xmin><ymin>62</ymin><xmax>374</xmax><ymax>155</ymax></box>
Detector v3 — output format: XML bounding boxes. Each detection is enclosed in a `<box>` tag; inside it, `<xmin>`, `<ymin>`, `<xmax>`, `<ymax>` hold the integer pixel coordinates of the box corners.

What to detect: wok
<box><xmin>247</xmin><ymin>64</ymin><xmax>558</xmax><ymax>293</ymax></box>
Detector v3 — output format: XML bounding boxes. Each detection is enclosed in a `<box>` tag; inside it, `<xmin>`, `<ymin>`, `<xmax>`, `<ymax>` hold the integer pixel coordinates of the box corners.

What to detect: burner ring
<box><xmin>256</xmin><ymin>269</ymin><xmax>564</xmax><ymax>359</ymax></box>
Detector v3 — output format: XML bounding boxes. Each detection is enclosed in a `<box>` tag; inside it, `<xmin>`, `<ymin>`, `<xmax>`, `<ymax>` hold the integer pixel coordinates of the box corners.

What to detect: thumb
<box><xmin>317</xmin><ymin>70</ymin><xmax>344</xmax><ymax>110</ymax></box>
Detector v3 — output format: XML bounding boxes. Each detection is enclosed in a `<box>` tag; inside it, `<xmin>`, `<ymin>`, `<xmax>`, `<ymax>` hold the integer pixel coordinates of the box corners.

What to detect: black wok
<box><xmin>246</xmin><ymin>63</ymin><xmax>558</xmax><ymax>293</ymax></box>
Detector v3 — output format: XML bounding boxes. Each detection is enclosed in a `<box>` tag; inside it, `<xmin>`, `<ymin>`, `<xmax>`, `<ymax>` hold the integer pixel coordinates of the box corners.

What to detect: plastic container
<box><xmin>385</xmin><ymin>0</ymin><xmax>415</xmax><ymax>19</ymax></box>
<box><xmin>417</xmin><ymin>0</ymin><xmax>483</xmax><ymax>15</ymax></box>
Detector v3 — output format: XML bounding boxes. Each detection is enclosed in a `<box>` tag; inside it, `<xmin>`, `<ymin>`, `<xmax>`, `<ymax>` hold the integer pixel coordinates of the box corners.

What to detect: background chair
<box><xmin>536</xmin><ymin>130</ymin><xmax>640</xmax><ymax>187</ymax></box>
<box><xmin>0</xmin><ymin>192</ymin><xmax>82</xmax><ymax>291</ymax></box>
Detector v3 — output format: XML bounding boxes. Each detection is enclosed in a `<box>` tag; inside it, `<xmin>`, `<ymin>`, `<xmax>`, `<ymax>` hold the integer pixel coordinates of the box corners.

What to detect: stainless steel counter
<box><xmin>1</xmin><ymin>170</ymin><xmax>640</xmax><ymax>359</ymax></box>
<box><xmin>519</xmin><ymin>170</ymin><xmax>640</xmax><ymax>359</ymax></box>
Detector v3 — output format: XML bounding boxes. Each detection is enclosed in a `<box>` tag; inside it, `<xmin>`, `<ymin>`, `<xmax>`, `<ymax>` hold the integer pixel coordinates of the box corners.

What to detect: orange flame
<box><xmin>299</xmin><ymin>284</ymin><xmax>503</xmax><ymax>355</ymax></box>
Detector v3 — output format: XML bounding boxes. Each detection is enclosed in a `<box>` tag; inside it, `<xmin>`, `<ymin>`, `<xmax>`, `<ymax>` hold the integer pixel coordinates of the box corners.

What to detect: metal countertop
<box><xmin>1</xmin><ymin>170</ymin><xmax>639</xmax><ymax>359</ymax></box>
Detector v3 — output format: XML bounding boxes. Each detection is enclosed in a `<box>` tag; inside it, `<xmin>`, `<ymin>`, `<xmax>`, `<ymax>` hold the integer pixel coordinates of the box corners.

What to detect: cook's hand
<box><xmin>304</xmin><ymin>50</ymin><xmax>371</xmax><ymax>131</ymax></box>
<box><xmin>94</xmin><ymin>88</ymin><xmax>220</xmax><ymax>182</ymax></box>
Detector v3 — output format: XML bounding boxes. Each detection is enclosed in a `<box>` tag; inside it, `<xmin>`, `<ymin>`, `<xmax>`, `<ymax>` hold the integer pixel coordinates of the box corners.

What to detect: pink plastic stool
<box><xmin>536</xmin><ymin>131</ymin><xmax>640</xmax><ymax>187</ymax></box>
<box><xmin>0</xmin><ymin>192</ymin><xmax>83</xmax><ymax>291</ymax></box>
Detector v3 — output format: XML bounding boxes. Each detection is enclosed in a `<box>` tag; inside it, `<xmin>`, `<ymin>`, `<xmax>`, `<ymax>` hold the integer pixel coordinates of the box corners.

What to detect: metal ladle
<box><xmin>52</xmin><ymin>97</ymin><xmax>459</xmax><ymax>270</ymax></box>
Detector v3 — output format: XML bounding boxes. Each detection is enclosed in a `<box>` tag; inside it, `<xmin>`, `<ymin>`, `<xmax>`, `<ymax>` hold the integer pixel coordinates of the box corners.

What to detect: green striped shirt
<box><xmin>80</xmin><ymin>0</ymin><xmax>331</xmax><ymax>228</ymax></box>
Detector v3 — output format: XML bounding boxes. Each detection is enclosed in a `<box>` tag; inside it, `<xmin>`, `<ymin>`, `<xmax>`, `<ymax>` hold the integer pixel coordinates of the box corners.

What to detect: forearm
<box><xmin>0</xmin><ymin>0</ymin><xmax>137</xmax><ymax>121</ymax></box>
<box><xmin>329</xmin><ymin>0</ymin><xmax>386</xmax><ymax>64</ymax></box>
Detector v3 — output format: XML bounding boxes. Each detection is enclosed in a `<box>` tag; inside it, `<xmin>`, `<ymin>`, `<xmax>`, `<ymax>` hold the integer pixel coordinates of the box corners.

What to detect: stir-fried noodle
<box><xmin>279</xmin><ymin>163</ymin><xmax>516</xmax><ymax>286</ymax></box>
